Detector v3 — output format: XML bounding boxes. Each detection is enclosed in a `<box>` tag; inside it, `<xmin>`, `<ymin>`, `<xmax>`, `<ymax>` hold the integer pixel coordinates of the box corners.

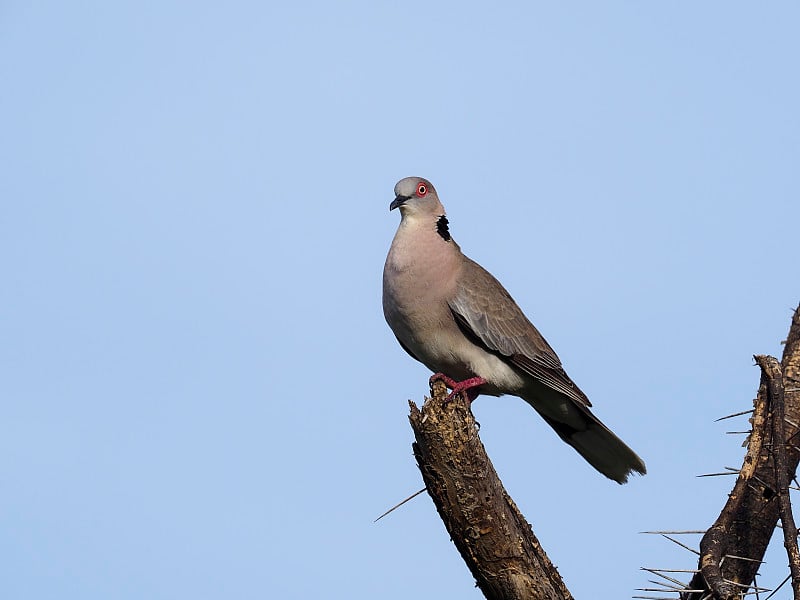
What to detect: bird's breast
<box><xmin>383</xmin><ymin>231</ymin><xmax>462</xmax><ymax>364</ymax></box>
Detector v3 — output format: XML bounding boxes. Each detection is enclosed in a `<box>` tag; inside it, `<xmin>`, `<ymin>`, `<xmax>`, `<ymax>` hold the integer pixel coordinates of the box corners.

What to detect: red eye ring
<box><xmin>416</xmin><ymin>183</ymin><xmax>428</xmax><ymax>197</ymax></box>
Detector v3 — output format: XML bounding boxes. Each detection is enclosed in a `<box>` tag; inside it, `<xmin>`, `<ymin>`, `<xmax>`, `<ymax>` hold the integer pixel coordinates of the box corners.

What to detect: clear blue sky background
<box><xmin>1</xmin><ymin>2</ymin><xmax>799</xmax><ymax>599</ymax></box>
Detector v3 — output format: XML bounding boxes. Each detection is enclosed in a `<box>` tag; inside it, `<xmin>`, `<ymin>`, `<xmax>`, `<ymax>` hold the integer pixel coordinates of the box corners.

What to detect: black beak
<box><xmin>390</xmin><ymin>195</ymin><xmax>409</xmax><ymax>211</ymax></box>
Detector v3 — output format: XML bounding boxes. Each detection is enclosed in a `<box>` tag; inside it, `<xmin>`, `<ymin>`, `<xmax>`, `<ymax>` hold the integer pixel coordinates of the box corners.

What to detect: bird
<box><xmin>383</xmin><ymin>176</ymin><xmax>646</xmax><ymax>484</ymax></box>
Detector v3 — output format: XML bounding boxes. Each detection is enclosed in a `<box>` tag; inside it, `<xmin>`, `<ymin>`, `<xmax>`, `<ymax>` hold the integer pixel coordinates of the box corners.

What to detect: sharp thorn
<box><xmin>716</xmin><ymin>409</ymin><xmax>754</xmax><ymax>421</ymax></box>
<box><xmin>641</xmin><ymin>568</ymin><xmax>691</xmax><ymax>587</ymax></box>
<box><xmin>641</xmin><ymin>567</ymin><xmax>700</xmax><ymax>573</ymax></box>
<box><xmin>640</xmin><ymin>530</ymin><xmax>705</xmax><ymax>534</ymax></box>
<box><xmin>762</xmin><ymin>573</ymin><xmax>791</xmax><ymax>599</ymax></box>
<box><xmin>723</xmin><ymin>578</ymin><xmax>770</xmax><ymax>590</ymax></box>
<box><xmin>661</xmin><ymin>534</ymin><xmax>700</xmax><ymax>555</ymax></box>
<box><xmin>723</xmin><ymin>554</ymin><xmax>765</xmax><ymax>564</ymax></box>
<box><xmin>751</xmin><ymin>474</ymin><xmax>774</xmax><ymax>491</ymax></box>
<box><xmin>642</xmin><ymin>578</ymin><xmax>690</xmax><ymax>591</ymax></box>
<box><xmin>374</xmin><ymin>487</ymin><xmax>427</xmax><ymax>522</ymax></box>
<box><xmin>638</xmin><ymin>588</ymin><xmax>705</xmax><ymax>594</ymax></box>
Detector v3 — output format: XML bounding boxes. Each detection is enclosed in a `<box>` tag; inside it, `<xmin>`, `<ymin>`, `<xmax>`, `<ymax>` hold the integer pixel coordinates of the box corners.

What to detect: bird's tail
<box><xmin>536</xmin><ymin>409</ymin><xmax>647</xmax><ymax>484</ymax></box>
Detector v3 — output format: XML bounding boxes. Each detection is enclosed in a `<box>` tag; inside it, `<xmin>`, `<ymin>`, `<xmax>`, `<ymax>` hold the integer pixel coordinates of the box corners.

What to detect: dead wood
<box><xmin>683</xmin><ymin>304</ymin><xmax>800</xmax><ymax>600</ymax></box>
<box><xmin>409</xmin><ymin>379</ymin><xmax>573</xmax><ymax>600</ymax></box>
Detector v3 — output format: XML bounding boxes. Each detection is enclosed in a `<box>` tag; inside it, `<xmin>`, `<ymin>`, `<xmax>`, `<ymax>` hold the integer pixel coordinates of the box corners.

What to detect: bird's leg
<box><xmin>429</xmin><ymin>373</ymin><xmax>487</xmax><ymax>403</ymax></box>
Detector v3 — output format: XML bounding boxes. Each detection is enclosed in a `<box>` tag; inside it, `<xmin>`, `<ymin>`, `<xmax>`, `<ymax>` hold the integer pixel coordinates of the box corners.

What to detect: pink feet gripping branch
<box><xmin>429</xmin><ymin>373</ymin><xmax>487</xmax><ymax>403</ymax></box>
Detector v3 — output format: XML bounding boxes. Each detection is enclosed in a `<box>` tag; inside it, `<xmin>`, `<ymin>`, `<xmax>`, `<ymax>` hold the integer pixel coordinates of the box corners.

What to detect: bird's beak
<box><xmin>390</xmin><ymin>195</ymin><xmax>409</xmax><ymax>211</ymax></box>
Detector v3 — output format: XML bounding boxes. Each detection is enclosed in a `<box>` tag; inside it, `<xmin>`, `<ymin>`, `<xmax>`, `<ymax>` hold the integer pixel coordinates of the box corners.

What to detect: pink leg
<box><xmin>429</xmin><ymin>373</ymin><xmax>487</xmax><ymax>403</ymax></box>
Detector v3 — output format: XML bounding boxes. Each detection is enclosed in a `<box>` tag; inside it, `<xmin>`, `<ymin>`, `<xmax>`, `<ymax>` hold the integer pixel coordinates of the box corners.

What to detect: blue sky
<box><xmin>1</xmin><ymin>2</ymin><xmax>799</xmax><ymax>598</ymax></box>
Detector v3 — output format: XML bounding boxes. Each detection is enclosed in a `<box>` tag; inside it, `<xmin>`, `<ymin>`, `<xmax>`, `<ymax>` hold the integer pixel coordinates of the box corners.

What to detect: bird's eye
<box><xmin>416</xmin><ymin>183</ymin><xmax>428</xmax><ymax>197</ymax></box>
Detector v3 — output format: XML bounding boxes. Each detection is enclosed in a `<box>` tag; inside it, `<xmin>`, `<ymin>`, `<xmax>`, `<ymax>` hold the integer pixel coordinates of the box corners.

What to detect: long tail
<box><xmin>525</xmin><ymin>391</ymin><xmax>647</xmax><ymax>484</ymax></box>
<box><xmin>540</xmin><ymin>410</ymin><xmax>646</xmax><ymax>483</ymax></box>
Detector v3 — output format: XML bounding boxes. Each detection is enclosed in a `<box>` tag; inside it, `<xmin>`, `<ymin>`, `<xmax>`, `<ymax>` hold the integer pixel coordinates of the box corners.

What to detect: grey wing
<box><xmin>449</xmin><ymin>258</ymin><xmax>591</xmax><ymax>408</ymax></box>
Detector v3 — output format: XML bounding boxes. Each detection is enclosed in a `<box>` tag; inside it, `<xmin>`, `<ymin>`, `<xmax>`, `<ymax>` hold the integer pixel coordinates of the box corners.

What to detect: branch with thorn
<box><xmin>679</xmin><ymin>304</ymin><xmax>800</xmax><ymax>600</ymax></box>
<box><xmin>408</xmin><ymin>378</ymin><xmax>573</xmax><ymax>600</ymax></box>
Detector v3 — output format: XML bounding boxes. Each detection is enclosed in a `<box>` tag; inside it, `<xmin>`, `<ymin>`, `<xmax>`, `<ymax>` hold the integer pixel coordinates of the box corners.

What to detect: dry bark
<box><xmin>409</xmin><ymin>379</ymin><xmax>573</xmax><ymax>600</ymax></box>
<box><xmin>762</xmin><ymin>354</ymin><xmax>800</xmax><ymax>599</ymax></box>
<box><xmin>683</xmin><ymin>304</ymin><xmax>800</xmax><ymax>600</ymax></box>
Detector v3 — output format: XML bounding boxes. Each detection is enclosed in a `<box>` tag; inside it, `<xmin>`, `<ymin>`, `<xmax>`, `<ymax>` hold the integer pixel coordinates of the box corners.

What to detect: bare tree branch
<box><xmin>409</xmin><ymin>379</ymin><xmax>573</xmax><ymax>600</ymax></box>
<box><xmin>683</xmin><ymin>304</ymin><xmax>800</xmax><ymax>600</ymax></box>
<box><xmin>756</xmin><ymin>354</ymin><xmax>800</xmax><ymax>599</ymax></box>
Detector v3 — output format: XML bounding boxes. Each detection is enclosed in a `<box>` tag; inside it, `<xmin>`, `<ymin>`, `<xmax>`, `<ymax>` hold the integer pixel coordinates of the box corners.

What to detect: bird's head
<box><xmin>390</xmin><ymin>177</ymin><xmax>446</xmax><ymax>219</ymax></box>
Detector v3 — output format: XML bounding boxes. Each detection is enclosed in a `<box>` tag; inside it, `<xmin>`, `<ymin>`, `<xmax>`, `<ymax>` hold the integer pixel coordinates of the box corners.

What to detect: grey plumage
<box><xmin>383</xmin><ymin>176</ymin><xmax>646</xmax><ymax>484</ymax></box>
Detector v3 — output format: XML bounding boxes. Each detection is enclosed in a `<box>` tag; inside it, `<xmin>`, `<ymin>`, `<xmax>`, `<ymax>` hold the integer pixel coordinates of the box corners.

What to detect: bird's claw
<box><xmin>429</xmin><ymin>373</ymin><xmax>487</xmax><ymax>403</ymax></box>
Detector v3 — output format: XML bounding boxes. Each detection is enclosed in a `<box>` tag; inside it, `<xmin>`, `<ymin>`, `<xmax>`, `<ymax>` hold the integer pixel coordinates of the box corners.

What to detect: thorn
<box><xmin>725</xmin><ymin>430</ymin><xmax>752</xmax><ymax>435</ymax></box>
<box><xmin>723</xmin><ymin>554</ymin><xmax>765</xmax><ymax>564</ymax></box>
<box><xmin>640</xmin><ymin>568</ymin><xmax>690</xmax><ymax>587</ymax></box>
<box><xmin>660</xmin><ymin>534</ymin><xmax>700</xmax><ymax>555</ymax></box>
<box><xmin>641</xmin><ymin>579</ymin><xmax>692</xmax><ymax>592</ymax></box>
<box><xmin>644</xmin><ymin>579</ymin><xmax>683</xmax><ymax>590</ymax></box>
<box><xmin>374</xmin><ymin>488</ymin><xmax>426</xmax><ymax>522</ymax></box>
<box><xmin>698</xmin><ymin>471</ymin><xmax>738</xmax><ymax>477</ymax></box>
<box><xmin>641</xmin><ymin>568</ymin><xmax>700</xmax><ymax>573</ymax></box>
<box><xmin>722</xmin><ymin>578</ymin><xmax>770</xmax><ymax>591</ymax></box>
<box><xmin>640</xmin><ymin>530</ymin><xmax>705</xmax><ymax>534</ymax></box>
<box><xmin>716</xmin><ymin>409</ymin><xmax>754</xmax><ymax>421</ymax></box>
<box><xmin>762</xmin><ymin>573</ymin><xmax>791</xmax><ymax>599</ymax></box>
<box><xmin>751</xmin><ymin>474</ymin><xmax>775</xmax><ymax>492</ymax></box>
<box><xmin>638</xmin><ymin>587</ymin><xmax>705</xmax><ymax>593</ymax></box>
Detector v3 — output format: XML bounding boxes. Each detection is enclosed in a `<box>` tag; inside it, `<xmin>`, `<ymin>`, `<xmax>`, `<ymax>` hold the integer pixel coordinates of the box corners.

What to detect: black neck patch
<box><xmin>436</xmin><ymin>215</ymin><xmax>451</xmax><ymax>241</ymax></box>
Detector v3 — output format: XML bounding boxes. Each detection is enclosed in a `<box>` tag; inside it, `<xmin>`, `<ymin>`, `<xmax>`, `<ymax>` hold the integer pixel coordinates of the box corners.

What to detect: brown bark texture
<box><xmin>409</xmin><ymin>379</ymin><xmax>573</xmax><ymax>600</ymax></box>
<box><xmin>683</xmin><ymin>304</ymin><xmax>800</xmax><ymax>600</ymax></box>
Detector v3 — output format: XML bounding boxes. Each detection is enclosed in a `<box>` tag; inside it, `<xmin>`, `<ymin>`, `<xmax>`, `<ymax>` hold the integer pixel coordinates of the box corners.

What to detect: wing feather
<box><xmin>449</xmin><ymin>258</ymin><xmax>591</xmax><ymax>407</ymax></box>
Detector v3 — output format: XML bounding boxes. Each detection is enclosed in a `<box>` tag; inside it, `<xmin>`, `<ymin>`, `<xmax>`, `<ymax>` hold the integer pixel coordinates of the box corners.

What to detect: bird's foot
<box><xmin>429</xmin><ymin>373</ymin><xmax>487</xmax><ymax>403</ymax></box>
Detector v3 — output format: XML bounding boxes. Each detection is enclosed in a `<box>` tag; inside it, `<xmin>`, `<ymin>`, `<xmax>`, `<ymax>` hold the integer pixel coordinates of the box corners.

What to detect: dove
<box><xmin>383</xmin><ymin>176</ymin><xmax>646</xmax><ymax>483</ymax></box>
